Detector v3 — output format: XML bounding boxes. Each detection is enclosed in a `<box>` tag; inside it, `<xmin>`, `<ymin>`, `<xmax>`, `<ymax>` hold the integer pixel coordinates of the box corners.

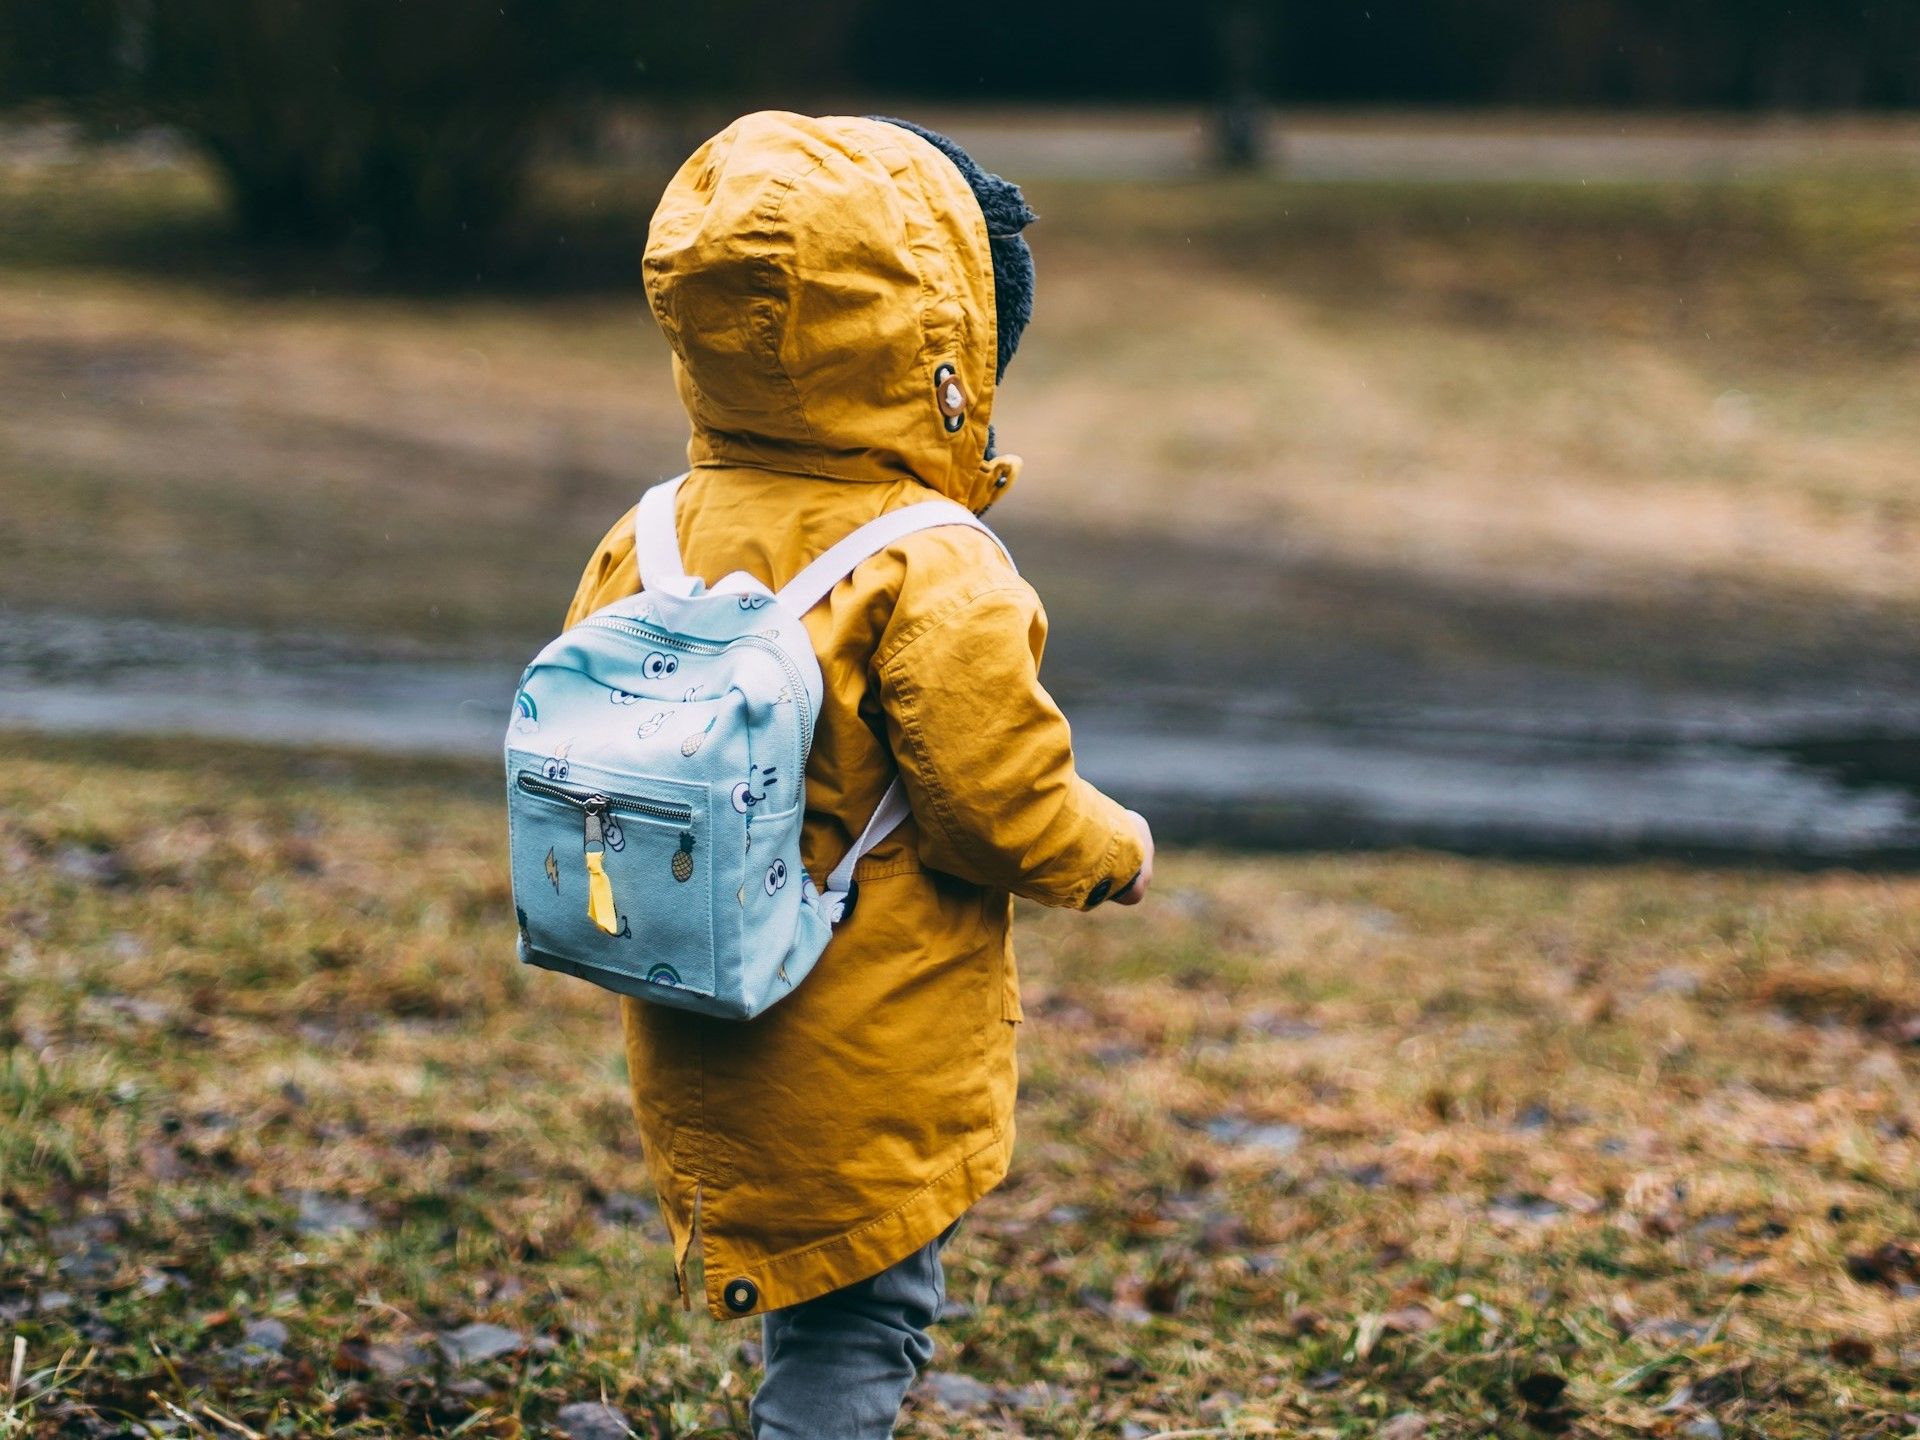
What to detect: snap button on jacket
<box><xmin>564</xmin><ymin>112</ymin><xmax>1144</xmax><ymax>1319</ymax></box>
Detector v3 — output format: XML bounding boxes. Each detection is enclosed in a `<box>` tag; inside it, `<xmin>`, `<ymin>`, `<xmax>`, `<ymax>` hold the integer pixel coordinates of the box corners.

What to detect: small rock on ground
<box><xmin>294</xmin><ymin>1192</ymin><xmax>374</xmax><ymax>1236</ymax></box>
<box><xmin>915</xmin><ymin>1372</ymin><xmax>1073</xmax><ymax>1415</ymax></box>
<box><xmin>555</xmin><ymin>1401</ymin><xmax>633</xmax><ymax>1440</ymax></box>
<box><xmin>1203</xmin><ymin>1117</ymin><xmax>1304</xmax><ymax>1156</ymax></box>
<box><xmin>437</xmin><ymin>1321</ymin><xmax>526</xmax><ymax>1366</ymax></box>
<box><xmin>337</xmin><ymin>1337</ymin><xmax>434</xmax><ymax>1379</ymax></box>
<box><xmin>917</xmin><ymin>1372</ymin><xmax>997</xmax><ymax>1414</ymax></box>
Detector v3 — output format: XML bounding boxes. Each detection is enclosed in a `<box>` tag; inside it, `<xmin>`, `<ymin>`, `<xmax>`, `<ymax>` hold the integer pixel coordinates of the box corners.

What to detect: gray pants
<box><xmin>750</xmin><ymin>1226</ymin><xmax>953</xmax><ymax>1439</ymax></box>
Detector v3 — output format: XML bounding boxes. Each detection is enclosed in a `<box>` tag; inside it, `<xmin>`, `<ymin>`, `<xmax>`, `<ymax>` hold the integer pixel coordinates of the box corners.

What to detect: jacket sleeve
<box><xmin>876</xmin><ymin>574</ymin><xmax>1145</xmax><ymax>909</ymax></box>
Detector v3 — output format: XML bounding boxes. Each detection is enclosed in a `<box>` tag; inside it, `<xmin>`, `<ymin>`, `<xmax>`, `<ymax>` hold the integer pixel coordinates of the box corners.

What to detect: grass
<box><xmin>1</xmin><ymin>145</ymin><xmax>1918</xmax><ymax>691</ymax></box>
<box><xmin>3</xmin><ymin>733</ymin><xmax>1917</xmax><ymax>1437</ymax></box>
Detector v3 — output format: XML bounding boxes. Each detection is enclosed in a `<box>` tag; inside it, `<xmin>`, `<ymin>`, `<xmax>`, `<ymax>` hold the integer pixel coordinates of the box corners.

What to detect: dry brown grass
<box><xmin>3</xmin><ymin>734</ymin><xmax>1917</xmax><ymax>1436</ymax></box>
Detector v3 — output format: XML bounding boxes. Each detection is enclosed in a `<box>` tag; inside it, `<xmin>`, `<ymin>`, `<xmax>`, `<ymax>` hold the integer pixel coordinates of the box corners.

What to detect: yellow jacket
<box><xmin>565</xmin><ymin>111</ymin><xmax>1144</xmax><ymax>1319</ymax></box>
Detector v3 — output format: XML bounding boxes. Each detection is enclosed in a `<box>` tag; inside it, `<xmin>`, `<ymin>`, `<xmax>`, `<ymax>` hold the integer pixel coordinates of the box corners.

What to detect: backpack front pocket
<box><xmin>512</xmin><ymin>769</ymin><xmax>716</xmax><ymax>997</ymax></box>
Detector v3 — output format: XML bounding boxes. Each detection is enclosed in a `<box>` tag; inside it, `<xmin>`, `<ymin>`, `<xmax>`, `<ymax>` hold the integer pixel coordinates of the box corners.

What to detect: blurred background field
<box><xmin>6</xmin><ymin>120</ymin><xmax>1920</xmax><ymax>855</ymax></box>
<box><xmin>5</xmin><ymin>131</ymin><xmax>1920</xmax><ymax>682</ymax></box>
<box><xmin>2</xmin><ymin>2</ymin><xmax>1919</xmax><ymax>1435</ymax></box>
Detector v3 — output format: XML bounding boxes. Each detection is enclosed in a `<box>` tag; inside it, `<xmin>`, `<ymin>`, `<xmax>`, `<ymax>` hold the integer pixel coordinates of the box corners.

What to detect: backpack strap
<box><xmin>634</xmin><ymin>474</ymin><xmax>690</xmax><ymax>593</ymax></box>
<box><xmin>776</xmin><ymin>498</ymin><xmax>1014</xmax><ymax>615</ymax></box>
<box><xmin>817</xmin><ymin>776</ymin><xmax>912</xmax><ymax>924</ymax></box>
<box><xmin>632</xmin><ymin>479</ymin><xmax>1015</xmax><ymax>926</ymax></box>
<box><xmin>778</xmin><ymin>499</ymin><xmax>1014</xmax><ymax>925</ymax></box>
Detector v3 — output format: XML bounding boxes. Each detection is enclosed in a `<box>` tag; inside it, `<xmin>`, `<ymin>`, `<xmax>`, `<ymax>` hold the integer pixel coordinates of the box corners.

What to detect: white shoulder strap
<box><xmin>634</xmin><ymin>474</ymin><xmax>689</xmax><ymax>592</ymax></box>
<box><xmin>777</xmin><ymin>499</ymin><xmax>1014</xmax><ymax>616</ymax></box>
<box><xmin>817</xmin><ymin>778</ymin><xmax>911</xmax><ymax>924</ymax></box>
<box><xmin>793</xmin><ymin>500</ymin><xmax>1013</xmax><ymax>925</ymax></box>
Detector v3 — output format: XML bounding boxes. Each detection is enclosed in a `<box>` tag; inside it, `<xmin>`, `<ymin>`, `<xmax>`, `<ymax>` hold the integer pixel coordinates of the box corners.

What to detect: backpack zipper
<box><xmin>738</xmin><ymin>635</ymin><xmax>816</xmax><ymax>765</ymax></box>
<box><xmin>516</xmin><ymin>771</ymin><xmax>694</xmax><ymax>825</ymax></box>
<box><xmin>582</xmin><ymin>616</ymin><xmax>729</xmax><ymax>656</ymax></box>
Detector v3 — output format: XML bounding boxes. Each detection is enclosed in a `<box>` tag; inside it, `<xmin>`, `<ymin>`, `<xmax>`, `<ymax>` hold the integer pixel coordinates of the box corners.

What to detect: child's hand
<box><xmin>1110</xmin><ymin>810</ymin><xmax>1154</xmax><ymax>906</ymax></box>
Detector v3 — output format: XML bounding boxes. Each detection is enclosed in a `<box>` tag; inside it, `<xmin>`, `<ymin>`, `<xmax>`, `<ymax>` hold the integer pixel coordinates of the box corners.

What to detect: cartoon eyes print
<box><xmin>542</xmin><ymin>743</ymin><xmax>572</xmax><ymax>781</ymax></box>
<box><xmin>636</xmin><ymin>710</ymin><xmax>669</xmax><ymax>739</ymax></box>
<box><xmin>738</xmin><ymin>593</ymin><xmax>770</xmax><ymax>611</ymax></box>
<box><xmin>763</xmin><ymin>858</ymin><xmax>788</xmax><ymax>895</ymax></box>
<box><xmin>609</xmin><ymin>688</ymin><xmax>641</xmax><ymax>706</ymax></box>
<box><xmin>642</xmin><ymin>652</ymin><xmax>678</xmax><ymax>680</ymax></box>
<box><xmin>731</xmin><ymin>764</ymin><xmax>779</xmax><ymax>813</ymax></box>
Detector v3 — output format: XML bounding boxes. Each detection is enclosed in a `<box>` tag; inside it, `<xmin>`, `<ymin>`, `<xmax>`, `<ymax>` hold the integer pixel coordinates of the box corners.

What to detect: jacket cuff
<box><xmin>1079</xmin><ymin>808</ymin><xmax>1145</xmax><ymax>909</ymax></box>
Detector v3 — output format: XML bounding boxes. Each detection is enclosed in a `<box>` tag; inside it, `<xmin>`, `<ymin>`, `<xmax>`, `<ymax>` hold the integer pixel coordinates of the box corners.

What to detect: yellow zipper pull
<box><xmin>583</xmin><ymin>799</ymin><xmax>620</xmax><ymax>935</ymax></box>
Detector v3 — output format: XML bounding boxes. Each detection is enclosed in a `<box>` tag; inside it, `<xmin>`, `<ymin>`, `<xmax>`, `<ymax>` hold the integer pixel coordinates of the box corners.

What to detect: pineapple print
<box><xmin>681</xmin><ymin>716</ymin><xmax>716</xmax><ymax>757</ymax></box>
<box><xmin>671</xmin><ymin>831</ymin><xmax>696</xmax><ymax>883</ymax></box>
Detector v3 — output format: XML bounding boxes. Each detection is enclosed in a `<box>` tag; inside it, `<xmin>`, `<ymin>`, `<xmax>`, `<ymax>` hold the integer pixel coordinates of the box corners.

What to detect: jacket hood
<box><xmin>644</xmin><ymin>111</ymin><xmax>1021</xmax><ymax>513</ymax></box>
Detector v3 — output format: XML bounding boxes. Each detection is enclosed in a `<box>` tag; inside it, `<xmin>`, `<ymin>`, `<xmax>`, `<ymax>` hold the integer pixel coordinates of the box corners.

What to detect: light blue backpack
<box><xmin>505</xmin><ymin>473</ymin><xmax>1012</xmax><ymax>1019</ymax></box>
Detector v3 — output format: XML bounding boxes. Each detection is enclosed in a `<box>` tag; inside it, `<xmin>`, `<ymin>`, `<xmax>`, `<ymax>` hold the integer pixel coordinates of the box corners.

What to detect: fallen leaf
<box><xmin>1381</xmin><ymin>1305</ymin><xmax>1437</xmax><ymax>1335</ymax></box>
<box><xmin>1378</xmin><ymin>1412</ymin><xmax>1427</xmax><ymax>1440</ymax></box>
<box><xmin>138</xmin><ymin>1143</ymin><xmax>187</xmax><ymax>1181</ymax></box>
<box><xmin>1845</xmin><ymin>1242</ymin><xmax>1916</xmax><ymax>1288</ymax></box>
<box><xmin>1828</xmin><ymin>1335</ymin><xmax>1875</xmax><ymax>1367</ymax></box>
<box><xmin>1607</xmin><ymin>1294</ymin><xmax>1638</xmax><ymax>1337</ymax></box>
<box><xmin>1288</xmin><ymin>1306</ymin><xmax>1325</xmax><ymax>1336</ymax></box>
<box><xmin>1517</xmin><ymin>1370</ymin><xmax>1568</xmax><ymax>1406</ymax></box>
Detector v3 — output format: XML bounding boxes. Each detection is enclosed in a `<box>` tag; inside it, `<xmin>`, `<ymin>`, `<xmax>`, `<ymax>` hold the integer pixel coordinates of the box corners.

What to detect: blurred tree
<box><xmin>1209</xmin><ymin>0</ymin><xmax>1271</xmax><ymax>170</ymax></box>
<box><xmin>3</xmin><ymin>0</ymin><xmax>1914</xmax><ymax>277</ymax></box>
<box><xmin>0</xmin><ymin>0</ymin><xmax>649</xmax><ymax>265</ymax></box>
<box><xmin>836</xmin><ymin>0</ymin><xmax>1919</xmax><ymax>111</ymax></box>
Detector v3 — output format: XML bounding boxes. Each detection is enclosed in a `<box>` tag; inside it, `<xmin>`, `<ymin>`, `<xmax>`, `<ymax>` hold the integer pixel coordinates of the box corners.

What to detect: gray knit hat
<box><xmin>871</xmin><ymin>116</ymin><xmax>1037</xmax><ymax>383</ymax></box>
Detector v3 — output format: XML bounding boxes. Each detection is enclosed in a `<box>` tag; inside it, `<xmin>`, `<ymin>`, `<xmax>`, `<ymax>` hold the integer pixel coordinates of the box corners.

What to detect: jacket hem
<box><xmin>699</xmin><ymin>1126</ymin><xmax>1013</xmax><ymax>1320</ymax></box>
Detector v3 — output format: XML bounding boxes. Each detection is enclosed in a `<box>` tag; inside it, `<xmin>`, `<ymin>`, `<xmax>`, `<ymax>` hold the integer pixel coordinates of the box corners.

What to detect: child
<box><xmin>562</xmin><ymin>111</ymin><xmax>1153</xmax><ymax>1439</ymax></box>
